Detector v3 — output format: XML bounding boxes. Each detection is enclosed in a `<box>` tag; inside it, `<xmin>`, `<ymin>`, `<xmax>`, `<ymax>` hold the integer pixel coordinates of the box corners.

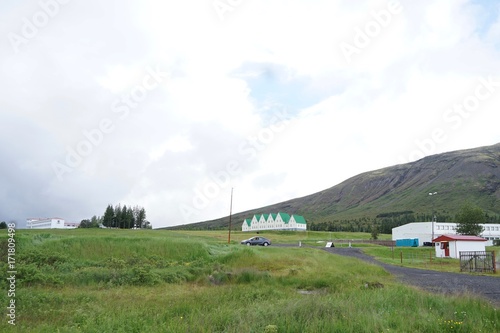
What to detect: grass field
<box><xmin>362</xmin><ymin>244</ymin><xmax>500</xmax><ymax>274</ymax></box>
<box><xmin>0</xmin><ymin>229</ymin><xmax>498</xmax><ymax>332</ymax></box>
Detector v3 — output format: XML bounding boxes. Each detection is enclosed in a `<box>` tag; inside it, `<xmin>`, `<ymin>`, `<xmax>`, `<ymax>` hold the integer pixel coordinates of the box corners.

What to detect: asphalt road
<box><xmin>322</xmin><ymin>247</ymin><xmax>500</xmax><ymax>307</ymax></box>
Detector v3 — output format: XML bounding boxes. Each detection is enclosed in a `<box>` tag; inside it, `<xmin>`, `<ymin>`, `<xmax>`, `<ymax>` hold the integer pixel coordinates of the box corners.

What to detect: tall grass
<box><xmin>0</xmin><ymin>229</ymin><xmax>497</xmax><ymax>332</ymax></box>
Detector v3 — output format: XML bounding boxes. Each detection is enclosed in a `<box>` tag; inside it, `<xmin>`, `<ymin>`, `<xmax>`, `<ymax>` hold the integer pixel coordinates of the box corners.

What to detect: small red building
<box><xmin>432</xmin><ymin>234</ymin><xmax>487</xmax><ymax>259</ymax></box>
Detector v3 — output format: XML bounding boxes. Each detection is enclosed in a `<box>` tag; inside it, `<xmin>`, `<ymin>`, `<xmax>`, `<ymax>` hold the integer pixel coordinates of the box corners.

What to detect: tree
<box><xmin>79</xmin><ymin>216</ymin><xmax>100</xmax><ymax>228</ymax></box>
<box><xmin>90</xmin><ymin>215</ymin><xmax>102</xmax><ymax>228</ymax></box>
<box><xmin>79</xmin><ymin>219</ymin><xmax>92</xmax><ymax>228</ymax></box>
<box><xmin>370</xmin><ymin>224</ymin><xmax>379</xmax><ymax>240</ymax></box>
<box><xmin>103</xmin><ymin>204</ymin><xmax>115</xmax><ymax>228</ymax></box>
<box><xmin>120</xmin><ymin>205</ymin><xmax>132</xmax><ymax>229</ymax></box>
<box><xmin>455</xmin><ymin>203</ymin><xmax>485</xmax><ymax>236</ymax></box>
<box><xmin>0</xmin><ymin>221</ymin><xmax>7</xmax><ymax>229</ymax></box>
<box><xmin>126</xmin><ymin>206</ymin><xmax>135</xmax><ymax>229</ymax></box>
<box><xmin>134</xmin><ymin>206</ymin><xmax>146</xmax><ymax>228</ymax></box>
<box><xmin>114</xmin><ymin>204</ymin><xmax>123</xmax><ymax>228</ymax></box>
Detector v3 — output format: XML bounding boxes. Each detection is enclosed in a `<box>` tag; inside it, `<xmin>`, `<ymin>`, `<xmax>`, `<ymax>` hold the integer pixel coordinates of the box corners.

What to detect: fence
<box><xmin>332</xmin><ymin>239</ymin><xmax>396</xmax><ymax>247</ymax></box>
<box><xmin>459</xmin><ymin>251</ymin><xmax>496</xmax><ymax>273</ymax></box>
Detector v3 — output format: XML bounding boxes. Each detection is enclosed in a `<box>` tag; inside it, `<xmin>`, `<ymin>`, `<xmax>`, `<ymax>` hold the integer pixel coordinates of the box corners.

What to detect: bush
<box><xmin>18</xmin><ymin>263</ymin><xmax>62</xmax><ymax>286</ymax></box>
<box><xmin>20</xmin><ymin>249</ymin><xmax>68</xmax><ymax>267</ymax></box>
<box><xmin>130</xmin><ymin>264</ymin><xmax>161</xmax><ymax>285</ymax></box>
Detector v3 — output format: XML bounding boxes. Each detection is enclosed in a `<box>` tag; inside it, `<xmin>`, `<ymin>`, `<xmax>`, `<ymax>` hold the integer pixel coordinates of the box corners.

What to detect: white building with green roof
<box><xmin>242</xmin><ymin>212</ymin><xmax>307</xmax><ymax>232</ymax></box>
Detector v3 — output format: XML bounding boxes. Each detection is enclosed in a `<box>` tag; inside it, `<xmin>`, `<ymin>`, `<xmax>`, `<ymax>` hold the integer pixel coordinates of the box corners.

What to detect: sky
<box><xmin>1</xmin><ymin>0</ymin><xmax>499</xmax><ymax>229</ymax></box>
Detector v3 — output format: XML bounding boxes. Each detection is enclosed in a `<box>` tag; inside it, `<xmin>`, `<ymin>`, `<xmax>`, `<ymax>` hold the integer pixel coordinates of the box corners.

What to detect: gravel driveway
<box><xmin>322</xmin><ymin>247</ymin><xmax>500</xmax><ymax>307</ymax></box>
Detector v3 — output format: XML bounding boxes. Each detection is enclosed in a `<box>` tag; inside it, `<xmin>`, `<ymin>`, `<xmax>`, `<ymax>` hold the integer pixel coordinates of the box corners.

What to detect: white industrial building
<box><xmin>27</xmin><ymin>217</ymin><xmax>80</xmax><ymax>229</ymax></box>
<box><xmin>242</xmin><ymin>212</ymin><xmax>307</xmax><ymax>232</ymax></box>
<box><xmin>392</xmin><ymin>222</ymin><xmax>500</xmax><ymax>246</ymax></box>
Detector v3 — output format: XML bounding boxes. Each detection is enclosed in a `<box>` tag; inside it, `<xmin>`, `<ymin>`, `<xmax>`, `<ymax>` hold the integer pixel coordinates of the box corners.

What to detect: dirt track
<box><xmin>322</xmin><ymin>247</ymin><xmax>500</xmax><ymax>307</ymax></box>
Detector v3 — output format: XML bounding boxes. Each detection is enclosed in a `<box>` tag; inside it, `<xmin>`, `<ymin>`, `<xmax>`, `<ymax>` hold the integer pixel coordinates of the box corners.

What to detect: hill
<box><xmin>167</xmin><ymin>142</ymin><xmax>500</xmax><ymax>231</ymax></box>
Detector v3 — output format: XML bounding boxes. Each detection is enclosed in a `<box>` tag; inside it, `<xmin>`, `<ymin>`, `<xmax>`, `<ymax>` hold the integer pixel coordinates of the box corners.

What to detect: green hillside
<box><xmin>168</xmin><ymin>143</ymin><xmax>500</xmax><ymax>232</ymax></box>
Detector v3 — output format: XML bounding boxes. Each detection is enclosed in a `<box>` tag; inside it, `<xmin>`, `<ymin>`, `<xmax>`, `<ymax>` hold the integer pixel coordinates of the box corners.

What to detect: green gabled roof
<box><xmin>269</xmin><ymin>213</ymin><xmax>277</xmax><ymax>221</ymax></box>
<box><xmin>261</xmin><ymin>214</ymin><xmax>269</xmax><ymax>221</ymax></box>
<box><xmin>277</xmin><ymin>212</ymin><xmax>291</xmax><ymax>223</ymax></box>
<box><xmin>292</xmin><ymin>215</ymin><xmax>307</xmax><ymax>224</ymax></box>
<box><xmin>244</xmin><ymin>218</ymin><xmax>252</xmax><ymax>227</ymax></box>
<box><xmin>254</xmin><ymin>214</ymin><xmax>262</xmax><ymax>221</ymax></box>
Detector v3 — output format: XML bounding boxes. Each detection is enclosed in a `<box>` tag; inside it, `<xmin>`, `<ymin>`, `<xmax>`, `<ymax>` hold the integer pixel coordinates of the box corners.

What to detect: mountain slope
<box><xmin>167</xmin><ymin>142</ymin><xmax>500</xmax><ymax>230</ymax></box>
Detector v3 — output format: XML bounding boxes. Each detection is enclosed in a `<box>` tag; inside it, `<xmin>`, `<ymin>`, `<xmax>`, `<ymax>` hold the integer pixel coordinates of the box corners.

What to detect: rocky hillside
<box><xmin>167</xmin><ymin>142</ymin><xmax>500</xmax><ymax>230</ymax></box>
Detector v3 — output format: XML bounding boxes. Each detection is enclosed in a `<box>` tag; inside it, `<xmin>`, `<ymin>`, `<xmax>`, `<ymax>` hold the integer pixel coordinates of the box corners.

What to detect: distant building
<box><xmin>432</xmin><ymin>234</ymin><xmax>487</xmax><ymax>259</ymax></box>
<box><xmin>242</xmin><ymin>212</ymin><xmax>307</xmax><ymax>232</ymax></box>
<box><xmin>392</xmin><ymin>222</ymin><xmax>500</xmax><ymax>246</ymax></box>
<box><xmin>26</xmin><ymin>217</ymin><xmax>80</xmax><ymax>229</ymax></box>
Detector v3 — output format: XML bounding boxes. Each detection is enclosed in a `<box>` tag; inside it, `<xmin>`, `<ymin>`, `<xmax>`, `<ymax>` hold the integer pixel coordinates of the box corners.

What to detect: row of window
<box><xmin>248</xmin><ymin>224</ymin><xmax>302</xmax><ymax>229</ymax></box>
<box><xmin>436</xmin><ymin>225</ymin><xmax>455</xmax><ymax>230</ymax></box>
<box><xmin>435</xmin><ymin>225</ymin><xmax>500</xmax><ymax>232</ymax></box>
<box><xmin>254</xmin><ymin>220</ymin><xmax>292</xmax><ymax>224</ymax></box>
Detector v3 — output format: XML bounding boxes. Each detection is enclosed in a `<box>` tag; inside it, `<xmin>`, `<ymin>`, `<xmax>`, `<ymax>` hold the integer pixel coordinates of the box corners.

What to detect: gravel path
<box><xmin>322</xmin><ymin>247</ymin><xmax>500</xmax><ymax>307</ymax></box>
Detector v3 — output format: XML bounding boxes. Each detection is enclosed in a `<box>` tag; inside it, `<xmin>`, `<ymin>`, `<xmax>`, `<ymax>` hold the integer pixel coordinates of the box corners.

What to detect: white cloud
<box><xmin>1</xmin><ymin>0</ymin><xmax>499</xmax><ymax>228</ymax></box>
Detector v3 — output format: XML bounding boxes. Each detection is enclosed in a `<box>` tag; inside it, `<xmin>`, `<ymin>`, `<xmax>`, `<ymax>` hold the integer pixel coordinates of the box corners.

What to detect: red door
<box><xmin>440</xmin><ymin>242</ymin><xmax>450</xmax><ymax>257</ymax></box>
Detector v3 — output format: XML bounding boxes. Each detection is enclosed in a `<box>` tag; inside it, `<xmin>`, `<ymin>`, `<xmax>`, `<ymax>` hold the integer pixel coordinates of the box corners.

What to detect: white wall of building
<box><xmin>434</xmin><ymin>240</ymin><xmax>486</xmax><ymax>259</ymax></box>
<box><xmin>27</xmin><ymin>217</ymin><xmax>79</xmax><ymax>229</ymax></box>
<box><xmin>241</xmin><ymin>213</ymin><xmax>307</xmax><ymax>232</ymax></box>
<box><xmin>392</xmin><ymin>222</ymin><xmax>500</xmax><ymax>246</ymax></box>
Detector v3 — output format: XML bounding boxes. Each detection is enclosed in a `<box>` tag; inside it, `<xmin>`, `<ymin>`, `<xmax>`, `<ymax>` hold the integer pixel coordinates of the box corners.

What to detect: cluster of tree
<box><xmin>308</xmin><ymin>204</ymin><xmax>499</xmax><ymax>236</ymax></box>
<box><xmin>0</xmin><ymin>221</ymin><xmax>7</xmax><ymax>229</ymax></box>
<box><xmin>79</xmin><ymin>204</ymin><xmax>150</xmax><ymax>229</ymax></box>
<box><xmin>308</xmin><ymin>219</ymin><xmax>378</xmax><ymax>233</ymax></box>
<box><xmin>79</xmin><ymin>216</ymin><xmax>102</xmax><ymax>228</ymax></box>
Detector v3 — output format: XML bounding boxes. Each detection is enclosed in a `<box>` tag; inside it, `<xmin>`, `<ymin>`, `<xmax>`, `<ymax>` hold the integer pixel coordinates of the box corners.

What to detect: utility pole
<box><xmin>429</xmin><ymin>192</ymin><xmax>437</xmax><ymax>242</ymax></box>
<box><xmin>228</xmin><ymin>187</ymin><xmax>233</xmax><ymax>244</ymax></box>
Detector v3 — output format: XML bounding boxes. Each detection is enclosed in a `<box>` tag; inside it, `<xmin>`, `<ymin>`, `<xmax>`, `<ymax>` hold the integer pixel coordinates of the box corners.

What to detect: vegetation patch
<box><xmin>1</xmin><ymin>229</ymin><xmax>498</xmax><ymax>332</ymax></box>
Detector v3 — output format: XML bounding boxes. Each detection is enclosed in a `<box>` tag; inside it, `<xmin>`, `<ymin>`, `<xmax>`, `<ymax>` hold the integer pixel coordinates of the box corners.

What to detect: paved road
<box><xmin>322</xmin><ymin>247</ymin><xmax>500</xmax><ymax>307</ymax></box>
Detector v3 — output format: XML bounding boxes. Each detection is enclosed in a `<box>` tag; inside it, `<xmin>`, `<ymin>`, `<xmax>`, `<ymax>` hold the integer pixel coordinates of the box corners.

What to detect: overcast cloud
<box><xmin>1</xmin><ymin>0</ymin><xmax>499</xmax><ymax>228</ymax></box>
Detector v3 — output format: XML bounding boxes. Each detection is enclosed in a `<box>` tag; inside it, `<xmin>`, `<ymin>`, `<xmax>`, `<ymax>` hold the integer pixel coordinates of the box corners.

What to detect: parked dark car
<box><xmin>240</xmin><ymin>236</ymin><xmax>271</xmax><ymax>246</ymax></box>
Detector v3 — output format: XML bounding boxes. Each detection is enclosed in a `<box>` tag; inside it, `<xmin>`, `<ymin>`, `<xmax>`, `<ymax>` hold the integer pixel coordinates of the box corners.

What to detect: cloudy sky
<box><xmin>1</xmin><ymin>0</ymin><xmax>499</xmax><ymax>228</ymax></box>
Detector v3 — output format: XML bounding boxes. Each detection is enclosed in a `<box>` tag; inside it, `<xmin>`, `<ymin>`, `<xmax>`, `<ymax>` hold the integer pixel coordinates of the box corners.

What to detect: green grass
<box><xmin>362</xmin><ymin>245</ymin><xmax>500</xmax><ymax>274</ymax></box>
<box><xmin>178</xmin><ymin>229</ymin><xmax>392</xmax><ymax>246</ymax></box>
<box><xmin>0</xmin><ymin>229</ymin><xmax>498</xmax><ymax>332</ymax></box>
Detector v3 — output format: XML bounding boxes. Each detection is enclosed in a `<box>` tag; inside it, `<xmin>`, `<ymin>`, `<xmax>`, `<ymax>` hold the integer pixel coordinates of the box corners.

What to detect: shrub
<box><xmin>18</xmin><ymin>263</ymin><xmax>62</xmax><ymax>286</ymax></box>
<box><xmin>130</xmin><ymin>264</ymin><xmax>161</xmax><ymax>285</ymax></box>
